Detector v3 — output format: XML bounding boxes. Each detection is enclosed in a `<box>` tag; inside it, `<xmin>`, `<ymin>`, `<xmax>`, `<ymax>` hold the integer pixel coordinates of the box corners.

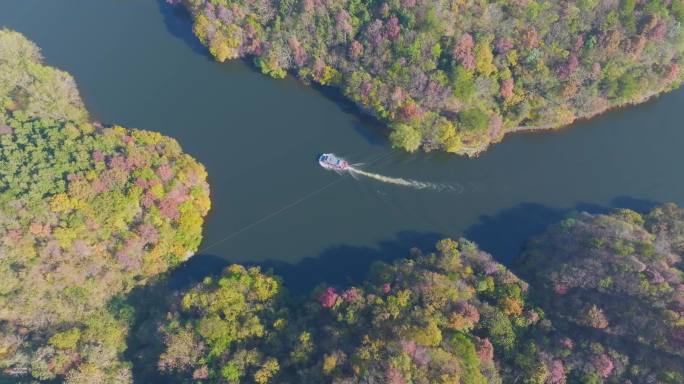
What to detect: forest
<box><xmin>0</xmin><ymin>29</ymin><xmax>211</xmax><ymax>383</ymax></box>
<box><xmin>176</xmin><ymin>0</ymin><xmax>684</xmax><ymax>155</ymax></box>
<box><xmin>2</xmin><ymin>25</ymin><xmax>684</xmax><ymax>384</ymax></box>
<box><xmin>147</xmin><ymin>206</ymin><xmax>684</xmax><ymax>384</ymax></box>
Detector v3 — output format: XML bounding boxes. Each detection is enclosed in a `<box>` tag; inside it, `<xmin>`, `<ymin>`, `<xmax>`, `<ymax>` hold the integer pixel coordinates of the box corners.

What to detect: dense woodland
<box><xmin>517</xmin><ymin>204</ymin><xmax>684</xmax><ymax>383</ymax></box>
<box><xmin>176</xmin><ymin>0</ymin><xmax>684</xmax><ymax>155</ymax></box>
<box><xmin>2</xmin><ymin>25</ymin><xmax>684</xmax><ymax>384</ymax></box>
<box><xmin>156</xmin><ymin>239</ymin><xmax>535</xmax><ymax>383</ymax></box>
<box><xmin>152</xmin><ymin>207</ymin><xmax>684</xmax><ymax>384</ymax></box>
<box><xmin>0</xmin><ymin>29</ymin><xmax>210</xmax><ymax>382</ymax></box>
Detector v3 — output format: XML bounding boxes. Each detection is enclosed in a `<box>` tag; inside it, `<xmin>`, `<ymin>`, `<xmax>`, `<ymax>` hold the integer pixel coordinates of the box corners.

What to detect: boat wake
<box><xmin>348</xmin><ymin>167</ymin><xmax>455</xmax><ymax>191</ymax></box>
<box><xmin>319</xmin><ymin>153</ymin><xmax>460</xmax><ymax>192</ymax></box>
<box><xmin>347</xmin><ymin>168</ymin><xmax>435</xmax><ymax>190</ymax></box>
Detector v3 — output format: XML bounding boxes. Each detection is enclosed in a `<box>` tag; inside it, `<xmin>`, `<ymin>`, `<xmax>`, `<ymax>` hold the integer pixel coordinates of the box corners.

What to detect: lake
<box><xmin>2</xmin><ymin>0</ymin><xmax>683</xmax><ymax>291</ymax></box>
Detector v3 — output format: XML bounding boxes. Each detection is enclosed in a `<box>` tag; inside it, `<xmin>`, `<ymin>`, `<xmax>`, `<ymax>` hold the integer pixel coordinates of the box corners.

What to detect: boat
<box><xmin>319</xmin><ymin>153</ymin><xmax>349</xmax><ymax>172</ymax></box>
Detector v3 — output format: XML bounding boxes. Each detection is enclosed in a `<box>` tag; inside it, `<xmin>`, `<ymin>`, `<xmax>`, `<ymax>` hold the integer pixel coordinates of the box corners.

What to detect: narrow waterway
<box><xmin>2</xmin><ymin>0</ymin><xmax>683</xmax><ymax>290</ymax></box>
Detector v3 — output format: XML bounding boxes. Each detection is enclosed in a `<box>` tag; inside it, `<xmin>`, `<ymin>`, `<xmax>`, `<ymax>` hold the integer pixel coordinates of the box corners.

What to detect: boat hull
<box><xmin>319</xmin><ymin>153</ymin><xmax>349</xmax><ymax>172</ymax></box>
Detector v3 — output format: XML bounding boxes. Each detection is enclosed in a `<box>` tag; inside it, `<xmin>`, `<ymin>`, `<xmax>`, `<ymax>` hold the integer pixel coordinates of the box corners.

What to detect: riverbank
<box><xmin>2</xmin><ymin>0</ymin><xmax>683</xmax><ymax>281</ymax></box>
<box><xmin>178</xmin><ymin>0</ymin><xmax>684</xmax><ymax>156</ymax></box>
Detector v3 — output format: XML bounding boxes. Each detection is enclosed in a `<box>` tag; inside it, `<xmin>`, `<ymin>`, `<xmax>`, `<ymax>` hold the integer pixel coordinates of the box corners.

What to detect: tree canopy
<box><xmin>3</xmin><ymin>26</ymin><xmax>684</xmax><ymax>384</ymax></box>
<box><xmin>0</xmin><ymin>29</ymin><xmax>211</xmax><ymax>382</ymax></box>
<box><xmin>177</xmin><ymin>0</ymin><xmax>684</xmax><ymax>155</ymax></box>
<box><xmin>156</xmin><ymin>206</ymin><xmax>684</xmax><ymax>384</ymax></box>
<box><xmin>518</xmin><ymin>204</ymin><xmax>684</xmax><ymax>383</ymax></box>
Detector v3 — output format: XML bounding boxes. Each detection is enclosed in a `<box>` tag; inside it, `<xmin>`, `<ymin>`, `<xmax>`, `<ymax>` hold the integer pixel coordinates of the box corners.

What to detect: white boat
<box><xmin>319</xmin><ymin>153</ymin><xmax>349</xmax><ymax>172</ymax></box>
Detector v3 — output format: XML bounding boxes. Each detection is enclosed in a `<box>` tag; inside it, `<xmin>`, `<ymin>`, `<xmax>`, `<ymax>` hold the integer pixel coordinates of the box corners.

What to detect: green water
<box><xmin>2</xmin><ymin>0</ymin><xmax>683</xmax><ymax>289</ymax></box>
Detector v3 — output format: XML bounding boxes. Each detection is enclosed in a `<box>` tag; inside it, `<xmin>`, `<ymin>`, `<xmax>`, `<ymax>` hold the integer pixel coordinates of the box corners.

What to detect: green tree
<box><xmin>453</xmin><ymin>66</ymin><xmax>475</xmax><ymax>101</ymax></box>
<box><xmin>459</xmin><ymin>108</ymin><xmax>489</xmax><ymax>133</ymax></box>
<box><xmin>389</xmin><ymin>123</ymin><xmax>422</xmax><ymax>152</ymax></box>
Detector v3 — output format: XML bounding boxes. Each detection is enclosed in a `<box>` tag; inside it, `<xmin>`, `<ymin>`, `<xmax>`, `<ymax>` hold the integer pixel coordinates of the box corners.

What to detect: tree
<box><xmin>389</xmin><ymin>123</ymin><xmax>422</xmax><ymax>152</ymax></box>
<box><xmin>453</xmin><ymin>65</ymin><xmax>475</xmax><ymax>101</ymax></box>
<box><xmin>475</xmin><ymin>38</ymin><xmax>497</xmax><ymax>76</ymax></box>
<box><xmin>459</xmin><ymin>108</ymin><xmax>489</xmax><ymax>133</ymax></box>
<box><xmin>159</xmin><ymin>265</ymin><xmax>284</xmax><ymax>383</ymax></box>
<box><xmin>616</xmin><ymin>73</ymin><xmax>638</xmax><ymax>100</ymax></box>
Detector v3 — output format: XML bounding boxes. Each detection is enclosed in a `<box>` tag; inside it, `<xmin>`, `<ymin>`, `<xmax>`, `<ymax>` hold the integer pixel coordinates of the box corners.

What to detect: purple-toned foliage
<box><xmin>386</xmin><ymin>366</ymin><xmax>406</xmax><ymax>384</ymax></box>
<box><xmin>592</xmin><ymin>354</ymin><xmax>614</xmax><ymax>378</ymax></box>
<box><xmin>348</xmin><ymin>40</ymin><xmax>364</xmax><ymax>59</ymax></box>
<box><xmin>318</xmin><ymin>287</ymin><xmax>339</xmax><ymax>308</ymax></box>
<box><xmin>336</xmin><ymin>10</ymin><xmax>353</xmax><ymax>37</ymax></box>
<box><xmin>499</xmin><ymin>78</ymin><xmax>514</xmax><ymax>99</ymax></box>
<box><xmin>452</xmin><ymin>33</ymin><xmax>475</xmax><ymax>70</ymax></box>
<box><xmin>341</xmin><ymin>287</ymin><xmax>362</xmax><ymax>303</ymax></box>
<box><xmin>548</xmin><ymin>360</ymin><xmax>566</xmax><ymax>384</ymax></box>
<box><xmin>495</xmin><ymin>37</ymin><xmax>514</xmax><ymax>54</ymax></box>
<box><xmin>476</xmin><ymin>337</ymin><xmax>494</xmax><ymax>362</ymax></box>
<box><xmin>557</xmin><ymin>54</ymin><xmax>579</xmax><ymax>78</ymax></box>
<box><xmin>386</xmin><ymin>17</ymin><xmax>400</xmax><ymax>41</ymax></box>
<box><xmin>156</xmin><ymin>163</ymin><xmax>174</xmax><ymax>182</ymax></box>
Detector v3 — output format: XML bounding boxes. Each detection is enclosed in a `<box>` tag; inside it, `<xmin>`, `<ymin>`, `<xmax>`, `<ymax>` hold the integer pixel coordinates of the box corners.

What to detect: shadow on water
<box><xmin>465</xmin><ymin>196</ymin><xmax>662</xmax><ymax>265</ymax></box>
<box><xmin>124</xmin><ymin>274</ymin><xmax>174</xmax><ymax>384</ymax></box>
<box><xmin>309</xmin><ymin>83</ymin><xmax>390</xmax><ymax>147</ymax></box>
<box><xmin>164</xmin><ymin>230</ymin><xmax>444</xmax><ymax>294</ymax></box>
<box><xmin>610</xmin><ymin>195</ymin><xmax>660</xmax><ymax>213</ymax></box>
<box><xmin>124</xmin><ymin>230</ymin><xmax>442</xmax><ymax>382</ymax></box>
<box><xmin>154</xmin><ymin>0</ymin><xmax>390</xmax><ymax>148</ymax></box>
<box><xmin>155</xmin><ymin>0</ymin><xmax>211</xmax><ymax>58</ymax></box>
<box><xmin>123</xmin><ymin>196</ymin><xmax>662</xmax><ymax>382</ymax></box>
<box><xmin>259</xmin><ymin>230</ymin><xmax>443</xmax><ymax>294</ymax></box>
<box><xmin>464</xmin><ymin>203</ymin><xmax>568</xmax><ymax>265</ymax></box>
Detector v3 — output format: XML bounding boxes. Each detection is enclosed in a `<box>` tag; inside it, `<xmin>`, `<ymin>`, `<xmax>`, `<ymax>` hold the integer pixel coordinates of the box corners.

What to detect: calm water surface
<box><xmin>2</xmin><ymin>0</ymin><xmax>683</xmax><ymax>289</ymax></box>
